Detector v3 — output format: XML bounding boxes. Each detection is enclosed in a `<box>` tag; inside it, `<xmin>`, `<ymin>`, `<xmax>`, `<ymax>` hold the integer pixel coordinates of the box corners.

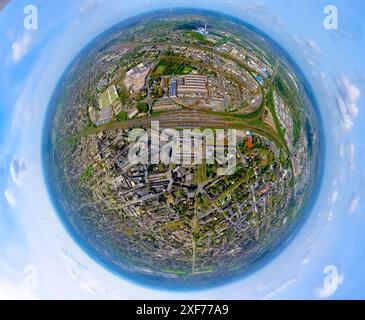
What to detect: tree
<box><xmin>137</xmin><ymin>101</ymin><xmax>149</xmax><ymax>113</ymax></box>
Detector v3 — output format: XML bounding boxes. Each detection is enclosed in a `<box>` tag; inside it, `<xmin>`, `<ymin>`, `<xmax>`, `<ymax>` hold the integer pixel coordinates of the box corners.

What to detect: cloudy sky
<box><xmin>0</xmin><ymin>0</ymin><xmax>364</xmax><ymax>299</ymax></box>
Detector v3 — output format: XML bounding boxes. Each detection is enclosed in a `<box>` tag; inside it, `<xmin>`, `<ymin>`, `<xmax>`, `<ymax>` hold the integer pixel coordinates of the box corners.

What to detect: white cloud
<box><xmin>58</xmin><ymin>246</ymin><xmax>131</xmax><ymax>299</ymax></box>
<box><xmin>10</xmin><ymin>158</ymin><xmax>26</xmax><ymax>187</ymax></box>
<box><xmin>347</xmin><ymin>142</ymin><xmax>356</xmax><ymax>170</ymax></box>
<box><xmin>291</xmin><ymin>35</ymin><xmax>322</xmax><ymax>60</ymax></box>
<box><xmin>304</xmin><ymin>39</ymin><xmax>322</xmax><ymax>56</ymax></box>
<box><xmin>80</xmin><ymin>0</ymin><xmax>109</xmax><ymax>14</ymax></box>
<box><xmin>307</xmin><ymin>58</ymin><xmax>315</xmax><ymax>67</ymax></box>
<box><xmin>330</xmin><ymin>190</ymin><xmax>339</xmax><ymax>203</ymax></box>
<box><xmin>336</xmin><ymin>76</ymin><xmax>361</xmax><ymax>131</ymax></box>
<box><xmin>301</xmin><ymin>254</ymin><xmax>310</xmax><ymax>265</ymax></box>
<box><xmin>348</xmin><ymin>196</ymin><xmax>360</xmax><ymax>214</ymax></box>
<box><xmin>327</xmin><ymin>211</ymin><xmax>334</xmax><ymax>222</ymax></box>
<box><xmin>238</xmin><ymin>1</ymin><xmax>267</xmax><ymax>13</ymax></box>
<box><xmin>4</xmin><ymin>188</ymin><xmax>16</xmax><ymax>207</ymax></box>
<box><xmin>256</xmin><ymin>14</ymin><xmax>286</xmax><ymax>28</ymax></box>
<box><xmin>11</xmin><ymin>32</ymin><xmax>35</xmax><ymax>64</ymax></box>
<box><xmin>264</xmin><ymin>278</ymin><xmax>297</xmax><ymax>299</ymax></box>
<box><xmin>226</xmin><ymin>0</ymin><xmax>286</xmax><ymax>29</ymax></box>
<box><xmin>340</xmin><ymin>141</ymin><xmax>356</xmax><ymax>171</ymax></box>
<box><xmin>0</xmin><ymin>278</ymin><xmax>38</xmax><ymax>300</ymax></box>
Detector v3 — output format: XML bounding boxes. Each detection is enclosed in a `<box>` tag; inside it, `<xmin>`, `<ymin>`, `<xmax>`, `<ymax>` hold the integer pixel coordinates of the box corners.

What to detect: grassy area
<box><xmin>99</xmin><ymin>85</ymin><xmax>118</xmax><ymax>109</ymax></box>
<box><xmin>159</xmin><ymin>53</ymin><xmax>248</xmax><ymax>90</ymax></box>
<box><xmin>293</xmin><ymin>117</ymin><xmax>302</xmax><ymax>145</ymax></box>
<box><xmin>154</xmin><ymin>64</ymin><xmax>166</xmax><ymax>76</ymax></box>
<box><xmin>137</xmin><ymin>101</ymin><xmax>149</xmax><ymax>113</ymax></box>
<box><xmin>193</xmin><ymin>266</ymin><xmax>214</xmax><ymax>274</ymax></box>
<box><xmin>182</xmin><ymin>66</ymin><xmax>193</xmax><ymax>74</ymax></box>
<box><xmin>119</xmin><ymin>87</ymin><xmax>130</xmax><ymax>105</ymax></box>
<box><xmin>80</xmin><ymin>164</ymin><xmax>93</xmax><ymax>182</ymax></box>
<box><xmin>194</xmin><ymin>163</ymin><xmax>207</xmax><ymax>184</ymax></box>
<box><xmin>164</xmin><ymin>220</ymin><xmax>185</xmax><ymax>231</ymax></box>
<box><xmin>159</xmin><ymin>268</ymin><xmax>188</xmax><ymax>276</ymax></box>
<box><xmin>217</xmin><ymin>102</ymin><xmax>265</xmax><ymax>121</ymax></box>
<box><xmin>266</xmin><ymin>88</ymin><xmax>285</xmax><ymax>144</ymax></box>
<box><xmin>213</xmin><ymin>36</ymin><xmax>233</xmax><ymax>47</ymax></box>
<box><xmin>259</xmin><ymin>149</ymin><xmax>271</xmax><ymax>168</ymax></box>
<box><xmin>273</xmin><ymin>67</ymin><xmax>304</xmax><ymax>145</ymax></box>
<box><xmin>153</xmin><ymin>58</ymin><xmax>195</xmax><ymax>76</ymax></box>
<box><xmin>196</xmin><ymin>193</ymin><xmax>210</xmax><ymax>210</ymax></box>
<box><xmin>185</xmin><ymin>31</ymin><xmax>213</xmax><ymax>45</ymax></box>
<box><xmin>63</xmin><ymin>136</ymin><xmax>78</xmax><ymax>150</ymax></box>
<box><xmin>214</xmin><ymin>172</ymin><xmax>250</xmax><ymax>206</ymax></box>
<box><xmin>116</xmin><ymin>111</ymin><xmax>128</xmax><ymax>121</ymax></box>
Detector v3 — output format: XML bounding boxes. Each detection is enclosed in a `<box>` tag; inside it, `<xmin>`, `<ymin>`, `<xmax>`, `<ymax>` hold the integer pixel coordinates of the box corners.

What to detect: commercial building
<box><xmin>96</xmin><ymin>106</ymin><xmax>113</xmax><ymax>126</ymax></box>
<box><xmin>177</xmin><ymin>75</ymin><xmax>208</xmax><ymax>98</ymax></box>
<box><xmin>124</xmin><ymin>63</ymin><xmax>152</xmax><ymax>94</ymax></box>
<box><xmin>169</xmin><ymin>79</ymin><xmax>177</xmax><ymax>98</ymax></box>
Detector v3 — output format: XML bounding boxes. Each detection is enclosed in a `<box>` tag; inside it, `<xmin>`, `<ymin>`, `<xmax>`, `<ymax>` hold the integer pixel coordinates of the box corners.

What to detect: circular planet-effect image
<box><xmin>43</xmin><ymin>9</ymin><xmax>321</xmax><ymax>289</ymax></box>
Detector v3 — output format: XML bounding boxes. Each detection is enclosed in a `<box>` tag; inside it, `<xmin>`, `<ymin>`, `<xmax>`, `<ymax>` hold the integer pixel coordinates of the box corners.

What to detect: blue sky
<box><xmin>0</xmin><ymin>0</ymin><xmax>364</xmax><ymax>299</ymax></box>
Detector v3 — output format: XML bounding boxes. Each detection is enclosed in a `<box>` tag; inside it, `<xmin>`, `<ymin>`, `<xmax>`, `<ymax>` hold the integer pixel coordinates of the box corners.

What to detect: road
<box><xmin>73</xmin><ymin>108</ymin><xmax>288</xmax><ymax>154</ymax></box>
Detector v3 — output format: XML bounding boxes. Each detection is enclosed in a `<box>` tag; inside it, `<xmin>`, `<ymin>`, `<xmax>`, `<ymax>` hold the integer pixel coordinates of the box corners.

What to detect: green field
<box><xmin>153</xmin><ymin>58</ymin><xmax>194</xmax><ymax>76</ymax></box>
<box><xmin>159</xmin><ymin>268</ymin><xmax>188</xmax><ymax>276</ymax></box>
<box><xmin>182</xmin><ymin>66</ymin><xmax>193</xmax><ymax>74</ymax></box>
<box><xmin>185</xmin><ymin>31</ymin><xmax>213</xmax><ymax>45</ymax></box>
<box><xmin>99</xmin><ymin>85</ymin><xmax>119</xmax><ymax>109</ymax></box>
<box><xmin>116</xmin><ymin>111</ymin><xmax>128</xmax><ymax>121</ymax></box>
<box><xmin>154</xmin><ymin>65</ymin><xmax>166</xmax><ymax>76</ymax></box>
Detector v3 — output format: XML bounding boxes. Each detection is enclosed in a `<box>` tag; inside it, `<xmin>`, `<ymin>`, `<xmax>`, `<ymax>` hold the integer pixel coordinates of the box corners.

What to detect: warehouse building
<box><xmin>177</xmin><ymin>75</ymin><xmax>208</xmax><ymax>98</ymax></box>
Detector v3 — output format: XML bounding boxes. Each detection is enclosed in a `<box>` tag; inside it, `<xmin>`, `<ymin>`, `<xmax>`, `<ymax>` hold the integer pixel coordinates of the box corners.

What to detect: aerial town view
<box><xmin>44</xmin><ymin>9</ymin><xmax>319</xmax><ymax>288</ymax></box>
